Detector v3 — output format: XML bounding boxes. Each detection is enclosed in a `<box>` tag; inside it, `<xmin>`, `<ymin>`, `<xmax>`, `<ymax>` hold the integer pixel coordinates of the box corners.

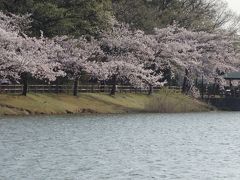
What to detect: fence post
<box><xmin>91</xmin><ymin>84</ymin><xmax>94</xmax><ymax>93</ymax></box>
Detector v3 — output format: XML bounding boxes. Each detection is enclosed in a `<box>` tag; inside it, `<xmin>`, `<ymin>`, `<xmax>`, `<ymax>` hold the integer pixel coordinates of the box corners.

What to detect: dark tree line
<box><xmin>0</xmin><ymin>0</ymin><xmax>239</xmax><ymax>37</ymax></box>
<box><xmin>112</xmin><ymin>0</ymin><xmax>240</xmax><ymax>34</ymax></box>
<box><xmin>0</xmin><ymin>0</ymin><xmax>113</xmax><ymax>37</ymax></box>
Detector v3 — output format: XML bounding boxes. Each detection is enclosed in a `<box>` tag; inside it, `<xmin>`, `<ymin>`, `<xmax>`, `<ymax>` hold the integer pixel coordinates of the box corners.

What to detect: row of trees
<box><xmin>1</xmin><ymin>11</ymin><xmax>239</xmax><ymax>97</ymax></box>
<box><xmin>113</xmin><ymin>0</ymin><xmax>240</xmax><ymax>34</ymax></box>
<box><xmin>0</xmin><ymin>0</ymin><xmax>113</xmax><ymax>37</ymax></box>
<box><xmin>1</xmin><ymin>0</ymin><xmax>239</xmax><ymax>37</ymax></box>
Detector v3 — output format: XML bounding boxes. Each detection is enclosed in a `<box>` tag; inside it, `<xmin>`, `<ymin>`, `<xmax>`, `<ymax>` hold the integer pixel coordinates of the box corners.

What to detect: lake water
<box><xmin>1</xmin><ymin>113</ymin><xmax>240</xmax><ymax>179</ymax></box>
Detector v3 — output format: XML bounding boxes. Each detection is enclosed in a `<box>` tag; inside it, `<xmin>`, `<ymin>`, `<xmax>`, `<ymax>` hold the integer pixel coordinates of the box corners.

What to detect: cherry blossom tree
<box><xmin>0</xmin><ymin>11</ymin><xmax>31</xmax><ymax>33</ymax></box>
<box><xmin>153</xmin><ymin>24</ymin><xmax>240</xmax><ymax>96</ymax></box>
<box><xmin>0</xmin><ymin>11</ymin><xmax>65</xmax><ymax>95</ymax></box>
<box><xmin>88</xmin><ymin>23</ymin><xmax>164</xmax><ymax>95</ymax></box>
<box><xmin>54</xmin><ymin>36</ymin><xmax>102</xmax><ymax>96</ymax></box>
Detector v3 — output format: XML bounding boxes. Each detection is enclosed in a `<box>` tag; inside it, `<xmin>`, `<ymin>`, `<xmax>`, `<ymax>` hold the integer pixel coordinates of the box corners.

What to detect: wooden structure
<box><xmin>224</xmin><ymin>72</ymin><xmax>240</xmax><ymax>97</ymax></box>
<box><xmin>224</xmin><ymin>72</ymin><xmax>240</xmax><ymax>86</ymax></box>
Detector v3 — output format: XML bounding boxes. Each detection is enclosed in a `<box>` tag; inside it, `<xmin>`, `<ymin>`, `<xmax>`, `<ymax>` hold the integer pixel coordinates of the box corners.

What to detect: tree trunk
<box><xmin>148</xmin><ymin>84</ymin><xmax>153</xmax><ymax>95</ymax></box>
<box><xmin>110</xmin><ymin>75</ymin><xmax>117</xmax><ymax>95</ymax></box>
<box><xmin>182</xmin><ymin>68</ymin><xmax>189</xmax><ymax>94</ymax></box>
<box><xmin>213</xmin><ymin>79</ymin><xmax>216</xmax><ymax>97</ymax></box>
<box><xmin>55</xmin><ymin>78</ymin><xmax>59</xmax><ymax>94</ymax></box>
<box><xmin>201</xmin><ymin>75</ymin><xmax>204</xmax><ymax>99</ymax></box>
<box><xmin>21</xmin><ymin>72</ymin><xmax>28</xmax><ymax>96</ymax></box>
<box><xmin>73</xmin><ymin>77</ymin><xmax>79</xmax><ymax>96</ymax></box>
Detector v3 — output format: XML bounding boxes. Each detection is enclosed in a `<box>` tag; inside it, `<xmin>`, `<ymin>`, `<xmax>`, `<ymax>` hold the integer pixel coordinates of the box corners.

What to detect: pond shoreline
<box><xmin>0</xmin><ymin>91</ymin><xmax>212</xmax><ymax>117</ymax></box>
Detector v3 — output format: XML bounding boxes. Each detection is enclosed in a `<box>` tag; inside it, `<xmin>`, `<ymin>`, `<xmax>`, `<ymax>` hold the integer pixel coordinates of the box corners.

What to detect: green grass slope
<box><xmin>0</xmin><ymin>90</ymin><xmax>212</xmax><ymax>116</ymax></box>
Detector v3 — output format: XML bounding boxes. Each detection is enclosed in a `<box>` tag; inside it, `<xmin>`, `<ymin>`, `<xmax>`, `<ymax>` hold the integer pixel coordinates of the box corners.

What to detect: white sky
<box><xmin>226</xmin><ymin>0</ymin><xmax>240</xmax><ymax>14</ymax></box>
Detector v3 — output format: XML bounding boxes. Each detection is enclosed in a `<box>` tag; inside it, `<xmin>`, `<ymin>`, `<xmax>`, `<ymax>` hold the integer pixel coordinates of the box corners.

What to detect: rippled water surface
<box><xmin>1</xmin><ymin>113</ymin><xmax>240</xmax><ymax>179</ymax></box>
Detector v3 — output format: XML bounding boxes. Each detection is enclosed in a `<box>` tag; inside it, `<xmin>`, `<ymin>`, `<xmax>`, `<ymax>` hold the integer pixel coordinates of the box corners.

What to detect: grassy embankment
<box><xmin>0</xmin><ymin>89</ymin><xmax>212</xmax><ymax>116</ymax></box>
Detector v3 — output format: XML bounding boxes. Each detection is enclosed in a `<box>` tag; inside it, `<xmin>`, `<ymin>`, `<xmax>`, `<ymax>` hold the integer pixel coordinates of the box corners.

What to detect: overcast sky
<box><xmin>227</xmin><ymin>0</ymin><xmax>240</xmax><ymax>14</ymax></box>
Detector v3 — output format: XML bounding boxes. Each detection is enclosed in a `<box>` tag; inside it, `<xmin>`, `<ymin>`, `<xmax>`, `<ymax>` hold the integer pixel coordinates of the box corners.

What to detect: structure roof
<box><xmin>224</xmin><ymin>72</ymin><xmax>240</xmax><ymax>80</ymax></box>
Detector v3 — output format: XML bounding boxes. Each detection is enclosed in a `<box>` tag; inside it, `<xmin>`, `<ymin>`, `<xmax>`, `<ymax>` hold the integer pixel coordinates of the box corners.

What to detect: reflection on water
<box><xmin>1</xmin><ymin>112</ymin><xmax>240</xmax><ymax>179</ymax></box>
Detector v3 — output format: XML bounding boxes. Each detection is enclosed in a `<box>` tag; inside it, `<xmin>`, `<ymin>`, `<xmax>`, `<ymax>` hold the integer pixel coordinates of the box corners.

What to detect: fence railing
<box><xmin>0</xmin><ymin>84</ymin><xmax>182</xmax><ymax>94</ymax></box>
